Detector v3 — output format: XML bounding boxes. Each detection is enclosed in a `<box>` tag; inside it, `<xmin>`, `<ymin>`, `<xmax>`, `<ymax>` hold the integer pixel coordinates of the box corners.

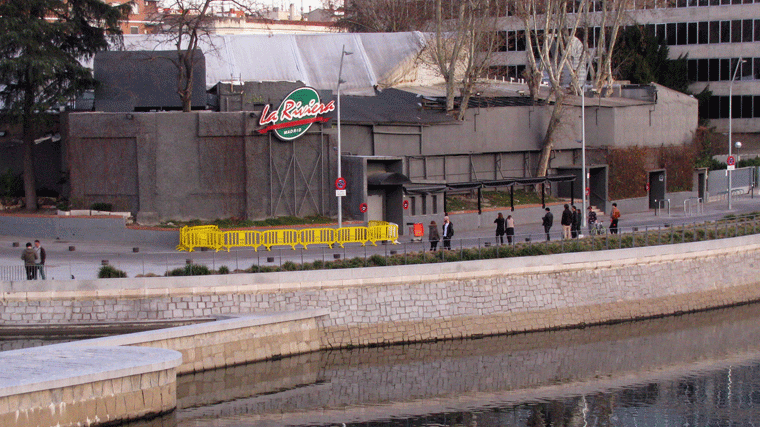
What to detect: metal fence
<box><xmin>2</xmin><ymin>214</ymin><xmax>759</xmax><ymax>282</ymax></box>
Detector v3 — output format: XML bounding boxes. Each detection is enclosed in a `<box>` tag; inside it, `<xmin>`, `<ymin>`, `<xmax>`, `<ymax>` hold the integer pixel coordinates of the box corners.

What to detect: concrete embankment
<box><xmin>2</xmin><ymin>234</ymin><xmax>760</xmax><ymax>426</ymax></box>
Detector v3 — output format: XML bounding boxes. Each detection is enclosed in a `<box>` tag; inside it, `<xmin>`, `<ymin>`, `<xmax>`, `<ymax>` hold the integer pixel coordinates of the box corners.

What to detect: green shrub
<box><xmin>281</xmin><ymin>261</ymin><xmax>299</xmax><ymax>271</ymax></box>
<box><xmin>167</xmin><ymin>264</ymin><xmax>211</xmax><ymax>276</ymax></box>
<box><xmin>98</xmin><ymin>265</ymin><xmax>127</xmax><ymax>278</ymax></box>
<box><xmin>217</xmin><ymin>265</ymin><xmax>230</xmax><ymax>274</ymax></box>
<box><xmin>90</xmin><ymin>202</ymin><xmax>113</xmax><ymax>211</ymax></box>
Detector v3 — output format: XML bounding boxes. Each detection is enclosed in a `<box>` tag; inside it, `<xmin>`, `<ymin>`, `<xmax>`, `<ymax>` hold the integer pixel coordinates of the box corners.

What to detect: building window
<box><xmin>709</xmin><ymin>21</ymin><xmax>720</xmax><ymax>44</ymax></box>
<box><xmin>721</xmin><ymin>21</ymin><xmax>731</xmax><ymax>44</ymax></box>
<box><xmin>130</xmin><ymin>26</ymin><xmax>139</xmax><ymax>34</ymax></box>
<box><xmin>732</xmin><ymin>20</ymin><xmax>742</xmax><ymax>43</ymax></box>
<box><xmin>411</xmin><ymin>197</ymin><xmax>417</xmax><ymax>216</ymax></box>
<box><xmin>421</xmin><ymin>195</ymin><xmax>427</xmax><ymax>215</ymax></box>
<box><xmin>432</xmin><ymin>195</ymin><xmax>438</xmax><ymax>215</ymax></box>
<box><xmin>698</xmin><ymin>21</ymin><xmax>709</xmax><ymax>44</ymax></box>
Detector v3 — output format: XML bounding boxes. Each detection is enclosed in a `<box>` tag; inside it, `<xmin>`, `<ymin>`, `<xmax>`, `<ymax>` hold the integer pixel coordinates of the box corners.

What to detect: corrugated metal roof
<box><xmin>99</xmin><ymin>32</ymin><xmax>428</xmax><ymax>96</ymax></box>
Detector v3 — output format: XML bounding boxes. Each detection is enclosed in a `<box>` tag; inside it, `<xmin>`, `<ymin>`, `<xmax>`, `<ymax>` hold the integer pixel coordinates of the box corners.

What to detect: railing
<box><xmin>176</xmin><ymin>221</ymin><xmax>399</xmax><ymax>252</ymax></box>
<box><xmin>3</xmin><ymin>214</ymin><xmax>759</xmax><ymax>282</ymax></box>
<box><xmin>655</xmin><ymin>199</ymin><xmax>670</xmax><ymax>217</ymax></box>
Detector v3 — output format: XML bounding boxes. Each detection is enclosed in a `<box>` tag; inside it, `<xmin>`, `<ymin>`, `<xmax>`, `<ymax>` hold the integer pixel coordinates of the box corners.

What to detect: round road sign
<box><xmin>335</xmin><ymin>177</ymin><xmax>347</xmax><ymax>190</ymax></box>
<box><xmin>359</xmin><ymin>203</ymin><xmax>368</xmax><ymax>213</ymax></box>
<box><xmin>403</xmin><ymin>200</ymin><xmax>409</xmax><ymax>210</ymax></box>
<box><xmin>727</xmin><ymin>156</ymin><xmax>736</xmax><ymax>166</ymax></box>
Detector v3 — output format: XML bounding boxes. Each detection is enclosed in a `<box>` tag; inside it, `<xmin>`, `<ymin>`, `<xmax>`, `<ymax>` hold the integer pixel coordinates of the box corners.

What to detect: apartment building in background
<box><xmin>490</xmin><ymin>1</ymin><xmax>760</xmax><ymax>134</ymax></box>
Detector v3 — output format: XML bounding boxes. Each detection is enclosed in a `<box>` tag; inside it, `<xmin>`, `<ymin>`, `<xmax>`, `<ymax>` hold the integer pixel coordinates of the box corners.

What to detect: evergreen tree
<box><xmin>0</xmin><ymin>0</ymin><xmax>129</xmax><ymax>210</ymax></box>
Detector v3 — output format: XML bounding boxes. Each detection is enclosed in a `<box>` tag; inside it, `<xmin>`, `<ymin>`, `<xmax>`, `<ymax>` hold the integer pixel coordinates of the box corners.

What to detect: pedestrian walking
<box><xmin>610</xmin><ymin>202</ymin><xmax>621</xmax><ymax>234</ymax></box>
<box><xmin>442</xmin><ymin>216</ymin><xmax>454</xmax><ymax>250</ymax></box>
<box><xmin>494</xmin><ymin>212</ymin><xmax>506</xmax><ymax>245</ymax></box>
<box><xmin>506</xmin><ymin>214</ymin><xmax>515</xmax><ymax>245</ymax></box>
<box><xmin>561</xmin><ymin>204</ymin><xmax>572</xmax><ymax>239</ymax></box>
<box><xmin>21</xmin><ymin>242</ymin><xmax>38</xmax><ymax>280</ymax></box>
<box><xmin>542</xmin><ymin>207</ymin><xmax>554</xmax><ymax>241</ymax></box>
<box><xmin>571</xmin><ymin>205</ymin><xmax>582</xmax><ymax>238</ymax></box>
<box><xmin>587</xmin><ymin>205</ymin><xmax>597</xmax><ymax>234</ymax></box>
<box><xmin>428</xmin><ymin>220</ymin><xmax>440</xmax><ymax>251</ymax></box>
<box><xmin>34</xmin><ymin>239</ymin><xmax>46</xmax><ymax>280</ymax></box>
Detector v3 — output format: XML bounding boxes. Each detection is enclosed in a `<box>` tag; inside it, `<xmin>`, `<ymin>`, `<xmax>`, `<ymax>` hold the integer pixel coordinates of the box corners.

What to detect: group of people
<box><xmin>542</xmin><ymin>202</ymin><xmax>621</xmax><ymax>240</ymax></box>
<box><xmin>20</xmin><ymin>240</ymin><xmax>46</xmax><ymax>280</ymax></box>
<box><xmin>426</xmin><ymin>203</ymin><xmax>621</xmax><ymax>249</ymax></box>
<box><xmin>427</xmin><ymin>216</ymin><xmax>455</xmax><ymax>251</ymax></box>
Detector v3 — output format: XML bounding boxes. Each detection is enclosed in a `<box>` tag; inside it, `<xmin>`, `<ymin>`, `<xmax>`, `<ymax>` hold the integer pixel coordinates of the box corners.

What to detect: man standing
<box><xmin>442</xmin><ymin>216</ymin><xmax>454</xmax><ymax>250</ymax></box>
<box><xmin>561</xmin><ymin>204</ymin><xmax>573</xmax><ymax>239</ymax></box>
<box><xmin>542</xmin><ymin>207</ymin><xmax>554</xmax><ymax>241</ymax></box>
<box><xmin>610</xmin><ymin>203</ymin><xmax>621</xmax><ymax>234</ymax></box>
<box><xmin>34</xmin><ymin>240</ymin><xmax>46</xmax><ymax>280</ymax></box>
<box><xmin>21</xmin><ymin>242</ymin><xmax>38</xmax><ymax>280</ymax></box>
<box><xmin>571</xmin><ymin>205</ymin><xmax>582</xmax><ymax>238</ymax></box>
<box><xmin>587</xmin><ymin>205</ymin><xmax>598</xmax><ymax>234</ymax></box>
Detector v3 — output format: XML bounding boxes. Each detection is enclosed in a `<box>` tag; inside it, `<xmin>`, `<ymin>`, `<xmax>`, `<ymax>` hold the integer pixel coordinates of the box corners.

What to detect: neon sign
<box><xmin>257</xmin><ymin>87</ymin><xmax>335</xmax><ymax>141</ymax></box>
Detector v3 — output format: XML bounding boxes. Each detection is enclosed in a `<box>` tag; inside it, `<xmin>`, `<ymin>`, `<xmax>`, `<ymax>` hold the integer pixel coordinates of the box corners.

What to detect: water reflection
<box><xmin>119</xmin><ymin>304</ymin><xmax>760</xmax><ymax>426</ymax></box>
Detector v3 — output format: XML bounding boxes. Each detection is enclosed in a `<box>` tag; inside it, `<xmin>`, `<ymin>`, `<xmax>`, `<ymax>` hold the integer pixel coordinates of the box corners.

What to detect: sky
<box><xmin>268</xmin><ymin>0</ymin><xmax>327</xmax><ymax>12</ymax></box>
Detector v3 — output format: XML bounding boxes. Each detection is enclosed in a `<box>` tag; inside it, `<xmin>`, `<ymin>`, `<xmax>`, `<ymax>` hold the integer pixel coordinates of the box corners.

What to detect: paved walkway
<box><xmin>1</xmin><ymin>194</ymin><xmax>759</xmax><ymax>281</ymax></box>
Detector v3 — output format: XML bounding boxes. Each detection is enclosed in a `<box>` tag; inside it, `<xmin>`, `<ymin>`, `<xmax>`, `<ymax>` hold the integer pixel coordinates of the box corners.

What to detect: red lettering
<box><xmin>258</xmin><ymin>104</ymin><xmax>278</xmax><ymax>125</ymax></box>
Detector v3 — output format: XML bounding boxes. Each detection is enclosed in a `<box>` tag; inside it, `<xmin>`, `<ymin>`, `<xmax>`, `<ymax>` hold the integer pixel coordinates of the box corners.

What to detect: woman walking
<box><xmin>506</xmin><ymin>215</ymin><xmax>515</xmax><ymax>244</ymax></box>
<box><xmin>428</xmin><ymin>220</ymin><xmax>440</xmax><ymax>251</ymax></box>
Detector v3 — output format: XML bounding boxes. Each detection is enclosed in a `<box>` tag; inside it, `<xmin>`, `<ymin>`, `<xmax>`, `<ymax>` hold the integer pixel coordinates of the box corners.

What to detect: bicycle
<box><xmin>589</xmin><ymin>221</ymin><xmax>606</xmax><ymax>236</ymax></box>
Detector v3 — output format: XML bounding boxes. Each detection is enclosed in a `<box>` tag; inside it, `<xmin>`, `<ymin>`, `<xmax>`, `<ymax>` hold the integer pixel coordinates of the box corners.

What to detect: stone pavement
<box><xmin>1</xmin><ymin>194</ymin><xmax>759</xmax><ymax>281</ymax></box>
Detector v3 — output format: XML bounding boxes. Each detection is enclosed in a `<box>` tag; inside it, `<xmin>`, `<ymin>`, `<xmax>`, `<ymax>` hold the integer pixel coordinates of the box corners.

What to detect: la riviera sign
<box><xmin>257</xmin><ymin>87</ymin><xmax>335</xmax><ymax>141</ymax></box>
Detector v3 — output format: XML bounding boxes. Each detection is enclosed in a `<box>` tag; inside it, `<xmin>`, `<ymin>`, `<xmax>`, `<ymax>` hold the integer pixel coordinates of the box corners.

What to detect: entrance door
<box><xmin>648</xmin><ymin>170</ymin><xmax>666</xmax><ymax>209</ymax></box>
<box><xmin>367</xmin><ymin>194</ymin><xmax>384</xmax><ymax>222</ymax></box>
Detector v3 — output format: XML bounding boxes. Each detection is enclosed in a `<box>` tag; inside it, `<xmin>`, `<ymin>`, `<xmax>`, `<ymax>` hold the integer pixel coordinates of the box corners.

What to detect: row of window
<box><xmin>705</xmin><ymin>95</ymin><xmax>760</xmax><ymax>119</ymax></box>
<box><xmin>688</xmin><ymin>57</ymin><xmax>760</xmax><ymax>82</ymax></box>
<box><xmin>487</xmin><ymin>65</ymin><xmax>527</xmax><ymax>81</ymax></box>
<box><xmin>670</xmin><ymin>0</ymin><xmax>758</xmax><ymax>7</ymax></box>
<box><xmin>647</xmin><ymin>19</ymin><xmax>760</xmax><ymax>45</ymax></box>
<box><xmin>498</xmin><ymin>19</ymin><xmax>760</xmax><ymax>53</ymax></box>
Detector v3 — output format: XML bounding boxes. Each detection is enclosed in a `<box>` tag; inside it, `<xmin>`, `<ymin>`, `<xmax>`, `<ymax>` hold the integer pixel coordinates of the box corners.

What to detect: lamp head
<box><xmin>735</xmin><ymin>141</ymin><xmax>742</xmax><ymax>149</ymax></box>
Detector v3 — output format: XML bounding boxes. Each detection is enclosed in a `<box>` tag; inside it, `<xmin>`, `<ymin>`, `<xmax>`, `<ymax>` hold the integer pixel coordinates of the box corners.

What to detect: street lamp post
<box><xmin>581</xmin><ymin>86</ymin><xmax>587</xmax><ymax>228</ymax></box>
<box><xmin>728</xmin><ymin>59</ymin><xmax>745</xmax><ymax>210</ymax></box>
<box><xmin>336</xmin><ymin>45</ymin><xmax>352</xmax><ymax>227</ymax></box>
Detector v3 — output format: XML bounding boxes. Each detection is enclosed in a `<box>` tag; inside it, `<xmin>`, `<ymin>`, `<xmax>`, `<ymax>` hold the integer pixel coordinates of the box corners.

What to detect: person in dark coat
<box><xmin>571</xmin><ymin>205</ymin><xmax>582</xmax><ymax>238</ymax></box>
<box><xmin>561</xmin><ymin>204</ymin><xmax>572</xmax><ymax>239</ymax></box>
<box><xmin>587</xmin><ymin>205</ymin><xmax>598</xmax><ymax>234</ymax></box>
<box><xmin>442</xmin><ymin>216</ymin><xmax>454</xmax><ymax>250</ymax></box>
<box><xmin>21</xmin><ymin>242</ymin><xmax>38</xmax><ymax>280</ymax></box>
<box><xmin>542</xmin><ymin>208</ymin><xmax>553</xmax><ymax>241</ymax></box>
<box><xmin>34</xmin><ymin>239</ymin><xmax>46</xmax><ymax>280</ymax></box>
<box><xmin>428</xmin><ymin>220</ymin><xmax>440</xmax><ymax>251</ymax></box>
<box><xmin>494</xmin><ymin>212</ymin><xmax>506</xmax><ymax>245</ymax></box>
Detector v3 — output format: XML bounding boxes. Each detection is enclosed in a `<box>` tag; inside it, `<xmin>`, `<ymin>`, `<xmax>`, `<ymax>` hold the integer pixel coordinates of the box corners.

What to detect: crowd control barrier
<box><xmin>177</xmin><ymin>222</ymin><xmax>399</xmax><ymax>252</ymax></box>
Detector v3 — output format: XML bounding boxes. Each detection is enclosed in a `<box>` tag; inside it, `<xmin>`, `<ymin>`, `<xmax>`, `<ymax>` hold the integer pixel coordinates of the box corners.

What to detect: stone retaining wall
<box><xmin>0</xmin><ymin>346</ymin><xmax>181</xmax><ymax>427</ymax></box>
<box><xmin>2</xmin><ymin>235</ymin><xmax>760</xmax><ymax>349</ymax></box>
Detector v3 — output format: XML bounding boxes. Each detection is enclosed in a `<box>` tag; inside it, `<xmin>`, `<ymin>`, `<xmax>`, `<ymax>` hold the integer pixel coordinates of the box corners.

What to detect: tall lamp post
<box><xmin>581</xmin><ymin>85</ymin><xmax>587</xmax><ymax>228</ymax></box>
<box><xmin>728</xmin><ymin>59</ymin><xmax>745</xmax><ymax>210</ymax></box>
<box><xmin>336</xmin><ymin>45</ymin><xmax>352</xmax><ymax>227</ymax></box>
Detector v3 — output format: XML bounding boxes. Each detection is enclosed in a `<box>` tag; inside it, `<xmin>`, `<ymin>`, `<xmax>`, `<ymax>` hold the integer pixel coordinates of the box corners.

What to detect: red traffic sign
<box><xmin>585</xmin><ymin>187</ymin><xmax>590</xmax><ymax>196</ymax></box>
<box><xmin>335</xmin><ymin>177</ymin><xmax>347</xmax><ymax>190</ymax></box>
<box><xmin>727</xmin><ymin>156</ymin><xmax>736</xmax><ymax>166</ymax></box>
<box><xmin>402</xmin><ymin>200</ymin><xmax>409</xmax><ymax>210</ymax></box>
<box><xmin>645</xmin><ymin>183</ymin><xmax>650</xmax><ymax>192</ymax></box>
<box><xmin>359</xmin><ymin>202</ymin><xmax>368</xmax><ymax>213</ymax></box>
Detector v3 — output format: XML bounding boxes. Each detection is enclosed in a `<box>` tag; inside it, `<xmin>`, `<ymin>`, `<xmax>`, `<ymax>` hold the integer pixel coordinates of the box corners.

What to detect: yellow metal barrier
<box><xmin>299</xmin><ymin>228</ymin><xmax>335</xmax><ymax>249</ymax></box>
<box><xmin>176</xmin><ymin>222</ymin><xmax>399</xmax><ymax>252</ymax></box>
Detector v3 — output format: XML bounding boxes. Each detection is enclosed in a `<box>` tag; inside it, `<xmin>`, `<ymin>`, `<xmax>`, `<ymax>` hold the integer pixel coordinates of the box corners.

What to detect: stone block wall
<box><xmin>2</xmin><ymin>236</ymin><xmax>760</xmax><ymax>350</ymax></box>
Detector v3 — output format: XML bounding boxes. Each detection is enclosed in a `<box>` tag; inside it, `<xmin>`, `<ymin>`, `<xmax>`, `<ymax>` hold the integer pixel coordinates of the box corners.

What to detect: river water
<box><xmin>106</xmin><ymin>303</ymin><xmax>760</xmax><ymax>427</ymax></box>
<box><xmin>8</xmin><ymin>303</ymin><xmax>760</xmax><ymax>427</ymax></box>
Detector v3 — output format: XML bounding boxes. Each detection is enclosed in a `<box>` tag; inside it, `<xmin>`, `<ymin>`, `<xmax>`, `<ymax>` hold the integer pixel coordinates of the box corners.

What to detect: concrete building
<box><xmin>62</xmin><ymin>33</ymin><xmax>697</xmax><ymax>226</ymax></box>
<box><xmin>489</xmin><ymin>2</ymin><xmax>760</xmax><ymax>135</ymax></box>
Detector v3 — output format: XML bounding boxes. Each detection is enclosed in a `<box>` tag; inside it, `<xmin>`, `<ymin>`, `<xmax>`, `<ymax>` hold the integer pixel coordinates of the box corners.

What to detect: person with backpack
<box><xmin>610</xmin><ymin>203</ymin><xmax>621</xmax><ymax>234</ymax></box>
<box><xmin>442</xmin><ymin>216</ymin><xmax>454</xmax><ymax>250</ymax></box>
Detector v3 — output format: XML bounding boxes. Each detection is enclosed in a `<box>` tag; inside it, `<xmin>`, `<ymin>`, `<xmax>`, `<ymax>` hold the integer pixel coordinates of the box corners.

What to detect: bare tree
<box><xmin>516</xmin><ymin>0</ymin><xmax>637</xmax><ymax>177</ymax></box>
<box><xmin>337</xmin><ymin>0</ymin><xmax>434</xmax><ymax>32</ymax></box>
<box><xmin>517</xmin><ymin>0</ymin><xmax>588</xmax><ymax>177</ymax></box>
<box><xmin>148</xmin><ymin>0</ymin><xmax>266</xmax><ymax>112</ymax></box>
<box><xmin>428</xmin><ymin>0</ymin><xmax>502</xmax><ymax>119</ymax></box>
